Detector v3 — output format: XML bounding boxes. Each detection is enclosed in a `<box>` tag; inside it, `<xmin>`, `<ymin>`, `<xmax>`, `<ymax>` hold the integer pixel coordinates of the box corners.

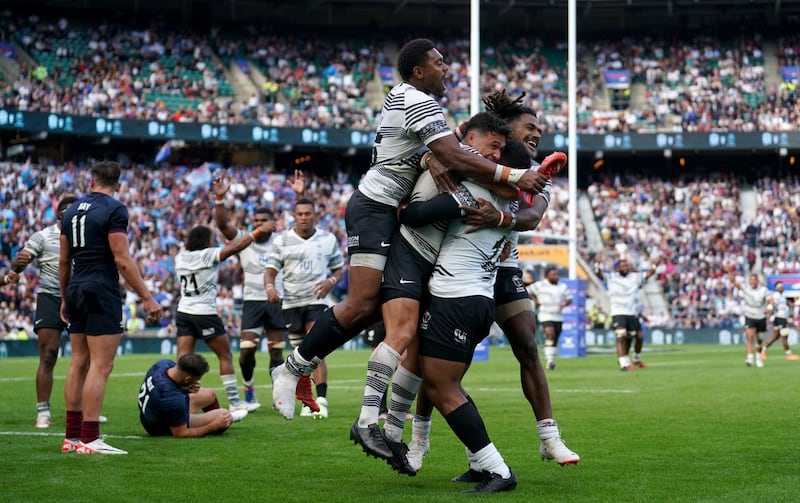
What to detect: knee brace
<box><xmin>615</xmin><ymin>328</ymin><xmax>627</xmax><ymax>339</ymax></box>
<box><xmin>780</xmin><ymin>327</ymin><xmax>790</xmax><ymax>337</ymax></box>
<box><xmin>239</xmin><ymin>339</ymin><xmax>259</xmax><ymax>350</ymax></box>
<box><xmin>267</xmin><ymin>340</ymin><xmax>287</xmax><ymax>350</ymax></box>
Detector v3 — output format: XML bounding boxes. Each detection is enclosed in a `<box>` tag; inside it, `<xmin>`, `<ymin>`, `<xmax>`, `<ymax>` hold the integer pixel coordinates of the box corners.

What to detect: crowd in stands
<box><xmin>0</xmin><ymin>160</ymin><xmax>354</xmax><ymax>339</ymax></box>
<box><xmin>587</xmin><ymin>173</ymin><xmax>800</xmax><ymax>329</ymax></box>
<box><xmin>4</xmin><ymin>15</ymin><xmax>800</xmax><ymax>133</ymax></box>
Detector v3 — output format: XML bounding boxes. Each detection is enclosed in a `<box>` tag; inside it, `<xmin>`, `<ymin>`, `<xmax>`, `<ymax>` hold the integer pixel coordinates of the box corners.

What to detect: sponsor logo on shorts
<box><xmin>347</xmin><ymin>235</ymin><xmax>360</xmax><ymax>248</ymax></box>
<box><xmin>454</xmin><ymin>328</ymin><xmax>467</xmax><ymax>345</ymax></box>
<box><xmin>420</xmin><ymin>311</ymin><xmax>431</xmax><ymax>330</ymax></box>
<box><xmin>380</xmin><ymin>241</ymin><xmax>391</xmax><ymax>247</ymax></box>
<box><xmin>202</xmin><ymin>328</ymin><xmax>215</xmax><ymax>336</ymax></box>
<box><xmin>512</xmin><ymin>274</ymin><xmax>525</xmax><ymax>292</ymax></box>
<box><xmin>399</xmin><ymin>278</ymin><xmax>414</xmax><ymax>285</ymax></box>
<box><xmin>35</xmin><ymin>319</ymin><xmax>43</xmax><ymax>326</ymax></box>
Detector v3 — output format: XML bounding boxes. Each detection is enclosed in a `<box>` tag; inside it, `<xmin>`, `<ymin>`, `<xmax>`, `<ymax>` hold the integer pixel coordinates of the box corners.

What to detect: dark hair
<box><xmin>499</xmin><ymin>140</ymin><xmax>530</xmax><ymax>170</ymax></box>
<box><xmin>254</xmin><ymin>207</ymin><xmax>275</xmax><ymax>219</ymax></box>
<box><xmin>483</xmin><ymin>90</ymin><xmax>537</xmax><ymax>123</ymax></box>
<box><xmin>177</xmin><ymin>353</ymin><xmax>209</xmax><ymax>378</ymax></box>
<box><xmin>294</xmin><ymin>197</ymin><xmax>315</xmax><ymax>211</ymax></box>
<box><xmin>545</xmin><ymin>266</ymin><xmax>559</xmax><ymax>276</ymax></box>
<box><xmin>186</xmin><ymin>225</ymin><xmax>213</xmax><ymax>251</ymax></box>
<box><xmin>91</xmin><ymin>161</ymin><xmax>121</xmax><ymax>188</ymax></box>
<box><xmin>57</xmin><ymin>196</ymin><xmax>78</xmax><ymax>215</ymax></box>
<box><xmin>464</xmin><ymin>112</ymin><xmax>511</xmax><ymax>139</ymax></box>
<box><xmin>397</xmin><ymin>38</ymin><xmax>435</xmax><ymax>81</ymax></box>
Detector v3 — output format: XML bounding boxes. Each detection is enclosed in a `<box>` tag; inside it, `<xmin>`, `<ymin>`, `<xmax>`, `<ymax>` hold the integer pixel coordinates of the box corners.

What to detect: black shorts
<box><xmin>363</xmin><ymin>320</ymin><xmax>386</xmax><ymax>348</ymax></box>
<box><xmin>65</xmin><ymin>281</ymin><xmax>123</xmax><ymax>336</ymax></box>
<box><xmin>175</xmin><ymin>312</ymin><xmax>226</xmax><ymax>340</ymax></box>
<box><xmin>494</xmin><ymin>267</ymin><xmax>529</xmax><ymax>306</ymax></box>
<box><xmin>418</xmin><ymin>295</ymin><xmax>495</xmax><ymax>364</ymax></box>
<box><xmin>241</xmin><ymin>300</ymin><xmax>286</xmax><ymax>334</ymax></box>
<box><xmin>283</xmin><ymin>304</ymin><xmax>327</xmax><ymax>333</ymax></box>
<box><xmin>745</xmin><ymin>317</ymin><xmax>767</xmax><ymax>332</ymax></box>
<box><xmin>773</xmin><ymin>317</ymin><xmax>788</xmax><ymax>329</ymax></box>
<box><xmin>612</xmin><ymin>315</ymin><xmax>640</xmax><ymax>335</ymax></box>
<box><xmin>34</xmin><ymin>292</ymin><xmax>67</xmax><ymax>333</ymax></box>
<box><xmin>381</xmin><ymin>235</ymin><xmax>434</xmax><ymax>303</ymax></box>
<box><xmin>541</xmin><ymin>321</ymin><xmax>563</xmax><ymax>336</ymax></box>
<box><xmin>345</xmin><ymin>190</ymin><xmax>399</xmax><ymax>257</ymax></box>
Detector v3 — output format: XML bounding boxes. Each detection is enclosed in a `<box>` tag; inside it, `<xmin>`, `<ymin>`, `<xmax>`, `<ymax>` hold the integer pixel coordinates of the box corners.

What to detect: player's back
<box><xmin>61</xmin><ymin>193</ymin><xmax>128</xmax><ymax>284</ymax></box>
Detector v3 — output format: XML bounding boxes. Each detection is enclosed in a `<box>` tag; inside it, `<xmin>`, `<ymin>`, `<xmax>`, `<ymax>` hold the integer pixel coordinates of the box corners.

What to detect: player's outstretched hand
<box><xmin>212</xmin><ymin>177</ymin><xmax>229</xmax><ymax>198</ymax></box>
<box><xmin>144</xmin><ymin>298</ymin><xmax>162</xmax><ymax>324</ymax></box>
<box><xmin>288</xmin><ymin>169</ymin><xmax>306</xmax><ymax>195</ymax></box>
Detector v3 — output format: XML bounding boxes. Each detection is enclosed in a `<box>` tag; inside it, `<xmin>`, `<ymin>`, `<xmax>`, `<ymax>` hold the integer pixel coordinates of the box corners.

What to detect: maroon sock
<box><xmin>202</xmin><ymin>398</ymin><xmax>220</xmax><ymax>412</ymax></box>
<box><xmin>80</xmin><ymin>421</ymin><xmax>100</xmax><ymax>444</ymax></box>
<box><xmin>66</xmin><ymin>410</ymin><xmax>82</xmax><ymax>440</ymax></box>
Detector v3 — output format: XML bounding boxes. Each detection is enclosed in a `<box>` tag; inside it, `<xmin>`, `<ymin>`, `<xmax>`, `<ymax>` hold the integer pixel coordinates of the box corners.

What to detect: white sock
<box><xmin>243</xmin><ymin>378</ymin><xmax>254</xmax><ymax>387</ymax></box>
<box><xmin>384</xmin><ymin>366</ymin><xmax>422</xmax><ymax>442</ymax></box>
<box><xmin>544</xmin><ymin>345</ymin><xmax>557</xmax><ymax>363</ymax></box>
<box><xmin>466</xmin><ymin>447</ymin><xmax>481</xmax><ymax>471</ymax></box>
<box><xmin>537</xmin><ymin>419</ymin><xmax>560</xmax><ymax>440</ymax></box>
<box><xmin>412</xmin><ymin>415</ymin><xmax>432</xmax><ymax>439</ymax></box>
<box><xmin>221</xmin><ymin>374</ymin><xmax>240</xmax><ymax>405</ymax></box>
<box><xmin>619</xmin><ymin>355</ymin><xmax>631</xmax><ymax>368</ymax></box>
<box><xmin>473</xmin><ymin>442</ymin><xmax>511</xmax><ymax>478</ymax></box>
<box><xmin>358</xmin><ymin>342</ymin><xmax>400</xmax><ymax>428</ymax></box>
<box><xmin>633</xmin><ymin>352</ymin><xmax>641</xmax><ymax>362</ymax></box>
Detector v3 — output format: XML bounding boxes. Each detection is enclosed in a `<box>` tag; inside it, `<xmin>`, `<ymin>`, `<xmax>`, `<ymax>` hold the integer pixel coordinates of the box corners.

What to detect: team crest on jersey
<box><xmin>420</xmin><ymin>310</ymin><xmax>431</xmax><ymax>329</ymax></box>
<box><xmin>258</xmin><ymin>253</ymin><xmax>269</xmax><ymax>266</ymax></box>
<box><xmin>453</xmin><ymin>328</ymin><xmax>467</xmax><ymax>345</ymax></box>
<box><xmin>347</xmin><ymin>235</ymin><xmax>359</xmax><ymax>248</ymax></box>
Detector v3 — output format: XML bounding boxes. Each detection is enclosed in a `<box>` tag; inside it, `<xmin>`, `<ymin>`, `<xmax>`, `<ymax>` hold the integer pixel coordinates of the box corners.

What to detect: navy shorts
<box><xmin>745</xmin><ymin>317</ymin><xmax>767</xmax><ymax>332</ymax></box>
<box><xmin>65</xmin><ymin>281</ymin><xmax>123</xmax><ymax>336</ymax></box>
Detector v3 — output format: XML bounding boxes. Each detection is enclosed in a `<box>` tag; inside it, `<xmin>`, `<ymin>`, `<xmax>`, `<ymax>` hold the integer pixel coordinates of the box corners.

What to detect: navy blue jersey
<box><xmin>138</xmin><ymin>359</ymin><xmax>190</xmax><ymax>436</ymax></box>
<box><xmin>61</xmin><ymin>192</ymin><xmax>128</xmax><ymax>283</ymax></box>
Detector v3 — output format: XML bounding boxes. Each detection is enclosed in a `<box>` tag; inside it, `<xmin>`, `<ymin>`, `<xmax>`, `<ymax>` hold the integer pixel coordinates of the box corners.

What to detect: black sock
<box><xmin>443</xmin><ymin>402</ymin><xmax>491</xmax><ymax>454</ymax></box>
<box><xmin>298</xmin><ymin>308</ymin><xmax>359</xmax><ymax>360</ymax></box>
<box><xmin>316</xmin><ymin>382</ymin><xmax>327</xmax><ymax>399</ymax></box>
<box><xmin>239</xmin><ymin>349</ymin><xmax>256</xmax><ymax>382</ymax></box>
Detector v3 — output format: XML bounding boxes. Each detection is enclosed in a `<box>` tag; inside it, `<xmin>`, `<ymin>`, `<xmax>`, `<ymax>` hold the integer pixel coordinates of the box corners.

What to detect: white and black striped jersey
<box><xmin>771</xmin><ymin>291</ymin><xmax>790</xmax><ymax>320</ymax></box>
<box><xmin>429</xmin><ymin>183</ymin><xmax>510</xmax><ymax>299</ymax></box>
<box><xmin>528</xmin><ymin>280</ymin><xmax>572</xmax><ymax>322</ymax></box>
<box><xmin>266</xmin><ymin>228</ymin><xmax>344</xmax><ymax>310</ymax></box>
<box><xmin>233</xmin><ymin>229</ymin><xmax>280</xmax><ymax>302</ymax></box>
<box><xmin>739</xmin><ymin>284</ymin><xmax>768</xmax><ymax>320</ymax></box>
<box><xmin>500</xmin><ymin>158</ymin><xmax>542</xmax><ymax>269</ymax></box>
<box><xmin>398</xmin><ymin>144</ymin><xmax>484</xmax><ymax>265</ymax></box>
<box><xmin>22</xmin><ymin>224</ymin><xmax>62</xmax><ymax>296</ymax></box>
<box><xmin>175</xmin><ymin>248</ymin><xmax>222</xmax><ymax>316</ymax></box>
<box><xmin>359</xmin><ymin>82</ymin><xmax>452</xmax><ymax>207</ymax></box>
<box><xmin>605</xmin><ymin>272</ymin><xmax>644</xmax><ymax>317</ymax></box>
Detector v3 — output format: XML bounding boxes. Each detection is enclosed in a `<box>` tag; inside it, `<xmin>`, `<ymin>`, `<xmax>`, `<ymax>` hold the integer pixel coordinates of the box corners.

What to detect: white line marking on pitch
<box><xmin>0</xmin><ymin>431</ymin><xmax>144</xmax><ymax>439</ymax></box>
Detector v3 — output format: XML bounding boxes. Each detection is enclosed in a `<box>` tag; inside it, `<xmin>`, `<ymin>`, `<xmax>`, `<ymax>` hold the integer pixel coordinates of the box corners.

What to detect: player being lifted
<box><xmin>271</xmin><ymin>38</ymin><xmax>547</xmax><ymax>422</ymax></box>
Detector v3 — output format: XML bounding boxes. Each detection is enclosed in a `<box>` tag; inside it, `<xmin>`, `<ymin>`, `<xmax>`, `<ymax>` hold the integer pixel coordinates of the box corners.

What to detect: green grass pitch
<box><xmin>1</xmin><ymin>344</ymin><xmax>798</xmax><ymax>502</ymax></box>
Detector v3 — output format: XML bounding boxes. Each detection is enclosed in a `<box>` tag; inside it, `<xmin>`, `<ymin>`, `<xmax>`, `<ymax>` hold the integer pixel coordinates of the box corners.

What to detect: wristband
<box><xmin>266</xmin><ymin>284</ymin><xmax>275</xmax><ymax>291</ymax></box>
<box><xmin>215</xmin><ymin>199</ymin><xmax>224</xmax><ymax>206</ymax></box>
<box><xmin>249</xmin><ymin>228</ymin><xmax>263</xmax><ymax>240</ymax></box>
<box><xmin>497</xmin><ymin>211</ymin><xmax>504</xmax><ymax>227</ymax></box>
<box><xmin>506</xmin><ymin>168</ymin><xmax>528</xmax><ymax>184</ymax></box>
<box><xmin>329</xmin><ymin>277</ymin><xmax>337</xmax><ymax>286</ymax></box>
<box><xmin>2</xmin><ymin>274</ymin><xmax>8</xmax><ymax>284</ymax></box>
<box><xmin>493</xmin><ymin>164</ymin><xmax>511</xmax><ymax>183</ymax></box>
<box><xmin>420</xmin><ymin>151</ymin><xmax>433</xmax><ymax>170</ymax></box>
